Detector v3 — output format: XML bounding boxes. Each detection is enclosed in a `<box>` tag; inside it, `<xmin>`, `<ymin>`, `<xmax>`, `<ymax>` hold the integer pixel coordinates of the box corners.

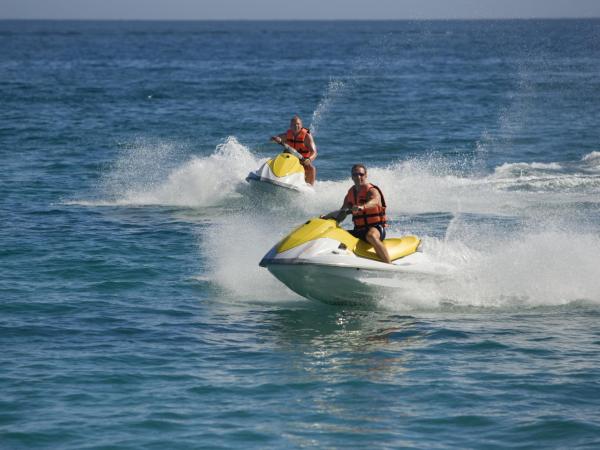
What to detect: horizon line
<box><xmin>1</xmin><ymin>17</ymin><xmax>599</xmax><ymax>22</ymax></box>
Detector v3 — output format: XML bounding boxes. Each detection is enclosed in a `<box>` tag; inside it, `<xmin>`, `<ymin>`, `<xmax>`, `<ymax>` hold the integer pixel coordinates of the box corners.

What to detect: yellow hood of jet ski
<box><xmin>276</xmin><ymin>218</ymin><xmax>420</xmax><ymax>263</ymax></box>
<box><xmin>268</xmin><ymin>153</ymin><xmax>305</xmax><ymax>178</ymax></box>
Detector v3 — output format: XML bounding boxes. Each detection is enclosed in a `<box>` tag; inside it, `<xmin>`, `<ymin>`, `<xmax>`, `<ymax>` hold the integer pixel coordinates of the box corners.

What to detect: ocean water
<box><xmin>1</xmin><ymin>19</ymin><xmax>600</xmax><ymax>449</ymax></box>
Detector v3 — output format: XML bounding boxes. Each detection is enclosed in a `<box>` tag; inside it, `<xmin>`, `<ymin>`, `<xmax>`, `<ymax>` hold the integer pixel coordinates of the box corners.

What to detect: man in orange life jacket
<box><xmin>322</xmin><ymin>164</ymin><xmax>391</xmax><ymax>264</ymax></box>
<box><xmin>270</xmin><ymin>115</ymin><xmax>317</xmax><ymax>185</ymax></box>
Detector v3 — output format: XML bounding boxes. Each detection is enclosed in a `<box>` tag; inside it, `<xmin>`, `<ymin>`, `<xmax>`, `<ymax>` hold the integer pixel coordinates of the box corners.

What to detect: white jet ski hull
<box><xmin>260</xmin><ymin>236</ymin><xmax>440</xmax><ymax>306</ymax></box>
<box><xmin>265</xmin><ymin>260</ymin><xmax>431</xmax><ymax>305</ymax></box>
<box><xmin>246</xmin><ymin>153</ymin><xmax>314</xmax><ymax>193</ymax></box>
<box><xmin>246</xmin><ymin>170</ymin><xmax>312</xmax><ymax>193</ymax></box>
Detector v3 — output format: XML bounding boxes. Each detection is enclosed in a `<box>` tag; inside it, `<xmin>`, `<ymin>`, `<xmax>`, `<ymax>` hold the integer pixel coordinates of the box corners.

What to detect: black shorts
<box><xmin>349</xmin><ymin>225</ymin><xmax>386</xmax><ymax>242</ymax></box>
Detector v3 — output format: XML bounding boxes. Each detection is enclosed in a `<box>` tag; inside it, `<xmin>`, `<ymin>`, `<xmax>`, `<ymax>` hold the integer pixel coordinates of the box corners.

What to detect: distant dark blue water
<box><xmin>1</xmin><ymin>20</ymin><xmax>600</xmax><ymax>449</ymax></box>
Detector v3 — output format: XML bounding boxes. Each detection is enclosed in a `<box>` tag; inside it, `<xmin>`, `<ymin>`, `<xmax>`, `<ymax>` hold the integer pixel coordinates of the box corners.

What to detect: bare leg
<box><xmin>303</xmin><ymin>161</ymin><xmax>316</xmax><ymax>185</ymax></box>
<box><xmin>366</xmin><ymin>227</ymin><xmax>391</xmax><ymax>264</ymax></box>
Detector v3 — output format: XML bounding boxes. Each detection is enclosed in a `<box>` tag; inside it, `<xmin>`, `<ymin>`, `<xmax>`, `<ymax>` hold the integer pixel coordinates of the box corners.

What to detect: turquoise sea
<box><xmin>1</xmin><ymin>20</ymin><xmax>600</xmax><ymax>448</ymax></box>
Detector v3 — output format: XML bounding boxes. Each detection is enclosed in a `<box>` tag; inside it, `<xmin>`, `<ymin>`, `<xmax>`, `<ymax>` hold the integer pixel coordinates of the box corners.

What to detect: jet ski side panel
<box><xmin>275</xmin><ymin>218</ymin><xmax>420</xmax><ymax>262</ymax></box>
<box><xmin>355</xmin><ymin>236</ymin><xmax>421</xmax><ymax>262</ymax></box>
<box><xmin>277</xmin><ymin>218</ymin><xmax>357</xmax><ymax>253</ymax></box>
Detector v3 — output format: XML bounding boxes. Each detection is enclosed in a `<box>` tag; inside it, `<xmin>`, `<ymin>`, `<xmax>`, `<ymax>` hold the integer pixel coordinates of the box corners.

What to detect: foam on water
<box><xmin>377</xmin><ymin>228</ymin><xmax>600</xmax><ymax>311</ymax></box>
<box><xmin>198</xmin><ymin>213</ymin><xmax>305</xmax><ymax>303</ymax></box>
<box><xmin>581</xmin><ymin>150</ymin><xmax>600</xmax><ymax>171</ymax></box>
<box><xmin>230</xmin><ymin>153</ymin><xmax>600</xmax><ymax>309</ymax></box>
<box><xmin>89</xmin><ymin>136</ymin><xmax>259</xmax><ymax>208</ymax></box>
<box><xmin>75</xmin><ymin>147</ymin><xmax>600</xmax><ymax>215</ymax></box>
<box><xmin>79</xmin><ymin>138</ymin><xmax>600</xmax><ymax>309</ymax></box>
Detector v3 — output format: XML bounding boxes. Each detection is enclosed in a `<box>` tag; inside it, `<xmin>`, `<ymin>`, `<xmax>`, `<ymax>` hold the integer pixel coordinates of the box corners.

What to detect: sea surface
<box><xmin>1</xmin><ymin>19</ymin><xmax>600</xmax><ymax>449</ymax></box>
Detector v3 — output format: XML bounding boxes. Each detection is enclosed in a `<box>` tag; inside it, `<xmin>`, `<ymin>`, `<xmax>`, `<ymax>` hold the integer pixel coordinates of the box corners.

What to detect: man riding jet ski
<box><xmin>321</xmin><ymin>163</ymin><xmax>391</xmax><ymax>263</ymax></box>
<box><xmin>246</xmin><ymin>116</ymin><xmax>317</xmax><ymax>193</ymax></box>
<box><xmin>271</xmin><ymin>115</ymin><xmax>317</xmax><ymax>185</ymax></box>
<box><xmin>259</xmin><ymin>165</ymin><xmax>427</xmax><ymax>305</ymax></box>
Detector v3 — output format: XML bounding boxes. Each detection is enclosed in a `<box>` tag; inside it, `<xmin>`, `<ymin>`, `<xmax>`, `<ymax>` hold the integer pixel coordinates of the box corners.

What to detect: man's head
<box><xmin>290</xmin><ymin>116</ymin><xmax>302</xmax><ymax>132</ymax></box>
<box><xmin>351</xmin><ymin>164</ymin><xmax>368</xmax><ymax>186</ymax></box>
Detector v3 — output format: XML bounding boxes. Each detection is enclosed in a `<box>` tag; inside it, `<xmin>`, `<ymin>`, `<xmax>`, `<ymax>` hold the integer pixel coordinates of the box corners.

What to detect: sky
<box><xmin>1</xmin><ymin>0</ymin><xmax>600</xmax><ymax>20</ymax></box>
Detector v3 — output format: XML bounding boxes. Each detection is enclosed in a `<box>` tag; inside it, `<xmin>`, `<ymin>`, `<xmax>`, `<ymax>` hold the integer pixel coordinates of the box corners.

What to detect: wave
<box><xmin>68</xmin><ymin>136</ymin><xmax>258</xmax><ymax>208</ymax></box>
<box><xmin>67</xmin><ymin>137</ymin><xmax>600</xmax><ymax>308</ymax></box>
<box><xmin>201</xmin><ymin>208</ymin><xmax>600</xmax><ymax>309</ymax></box>
<box><xmin>382</xmin><ymin>227</ymin><xmax>600</xmax><ymax>310</ymax></box>
<box><xmin>489</xmin><ymin>152</ymin><xmax>600</xmax><ymax>191</ymax></box>
<box><xmin>69</xmin><ymin>137</ymin><xmax>600</xmax><ymax>212</ymax></box>
<box><xmin>581</xmin><ymin>151</ymin><xmax>600</xmax><ymax>169</ymax></box>
<box><xmin>198</xmin><ymin>149</ymin><xmax>600</xmax><ymax>309</ymax></box>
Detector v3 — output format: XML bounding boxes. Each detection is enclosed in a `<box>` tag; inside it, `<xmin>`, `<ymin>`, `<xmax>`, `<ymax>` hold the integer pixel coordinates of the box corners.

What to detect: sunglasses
<box><xmin>352</xmin><ymin>172</ymin><xmax>366</xmax><ymax>177</ymax></box>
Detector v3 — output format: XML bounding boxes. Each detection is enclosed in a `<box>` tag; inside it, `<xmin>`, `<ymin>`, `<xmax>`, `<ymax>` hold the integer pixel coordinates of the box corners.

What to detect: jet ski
<box><xmin>260</xmin><ymin>217</ymin><xmax>436</xmax><ymax>306</ymax></box>
<box><xmin>246</xmin><ymin>143</ymin><xmax>314</xmax><ymax>193</ymax></box>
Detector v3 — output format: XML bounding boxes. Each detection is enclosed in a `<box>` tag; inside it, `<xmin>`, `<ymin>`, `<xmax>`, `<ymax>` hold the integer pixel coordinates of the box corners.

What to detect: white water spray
<box><xmin>310</xmin><ymin>79</ymin><xmax>349</xmax><ymax>136</ymax></box>
<box><xmin>78</xmin><ymin>136</ymin><xmax>600</xmax><ymax>309</ymax></box>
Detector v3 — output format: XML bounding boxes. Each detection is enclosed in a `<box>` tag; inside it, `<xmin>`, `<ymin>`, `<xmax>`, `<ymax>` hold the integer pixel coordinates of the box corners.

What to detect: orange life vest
<box><xmin>285</xmin><ymin>128</ymin><xmax>312</xmax><ymax>158</ymax></box>
<box><xmin>344</xmin><ymin>183</ymin><xmax>388</xmax><ymax>229</ymax></box>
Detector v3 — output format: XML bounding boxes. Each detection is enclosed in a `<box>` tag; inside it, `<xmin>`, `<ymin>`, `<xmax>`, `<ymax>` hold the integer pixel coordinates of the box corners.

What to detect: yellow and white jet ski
<box><xmin>260</xmin><ymin>217</ymin><xmax>433</xmax><ymax>305</ymax></box>
<box><xmin>246</xmin><ymin>143</ymin><xmax>314</xmax><ymax>193</ymax></box>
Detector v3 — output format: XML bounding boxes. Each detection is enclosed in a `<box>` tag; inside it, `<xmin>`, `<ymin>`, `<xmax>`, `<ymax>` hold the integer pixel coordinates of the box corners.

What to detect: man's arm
<box><xmin>303</xmin><ymin>133</ymin><xmax>317</xmax><ymax>161</ymax></box>
<box><xmin>270</xmin><ymin>132</ymin><xmax>287</xmax><ymax>144</ymax></box>
<box><xmin>321</xmin><ymin>200</ymin><xmax>351</xmax><ymax>222</ymax></box>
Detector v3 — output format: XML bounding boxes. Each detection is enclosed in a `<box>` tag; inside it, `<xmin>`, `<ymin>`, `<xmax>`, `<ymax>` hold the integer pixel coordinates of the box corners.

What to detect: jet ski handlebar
<box><xmin>277</xmin><ymin>142</ymin><xmax>307</xmax><ymax>161</ymax></box>
<box><xmin>320</xmin><ymin>208</ymin><xmax>351</xmax><ymax>223</ymax></box>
